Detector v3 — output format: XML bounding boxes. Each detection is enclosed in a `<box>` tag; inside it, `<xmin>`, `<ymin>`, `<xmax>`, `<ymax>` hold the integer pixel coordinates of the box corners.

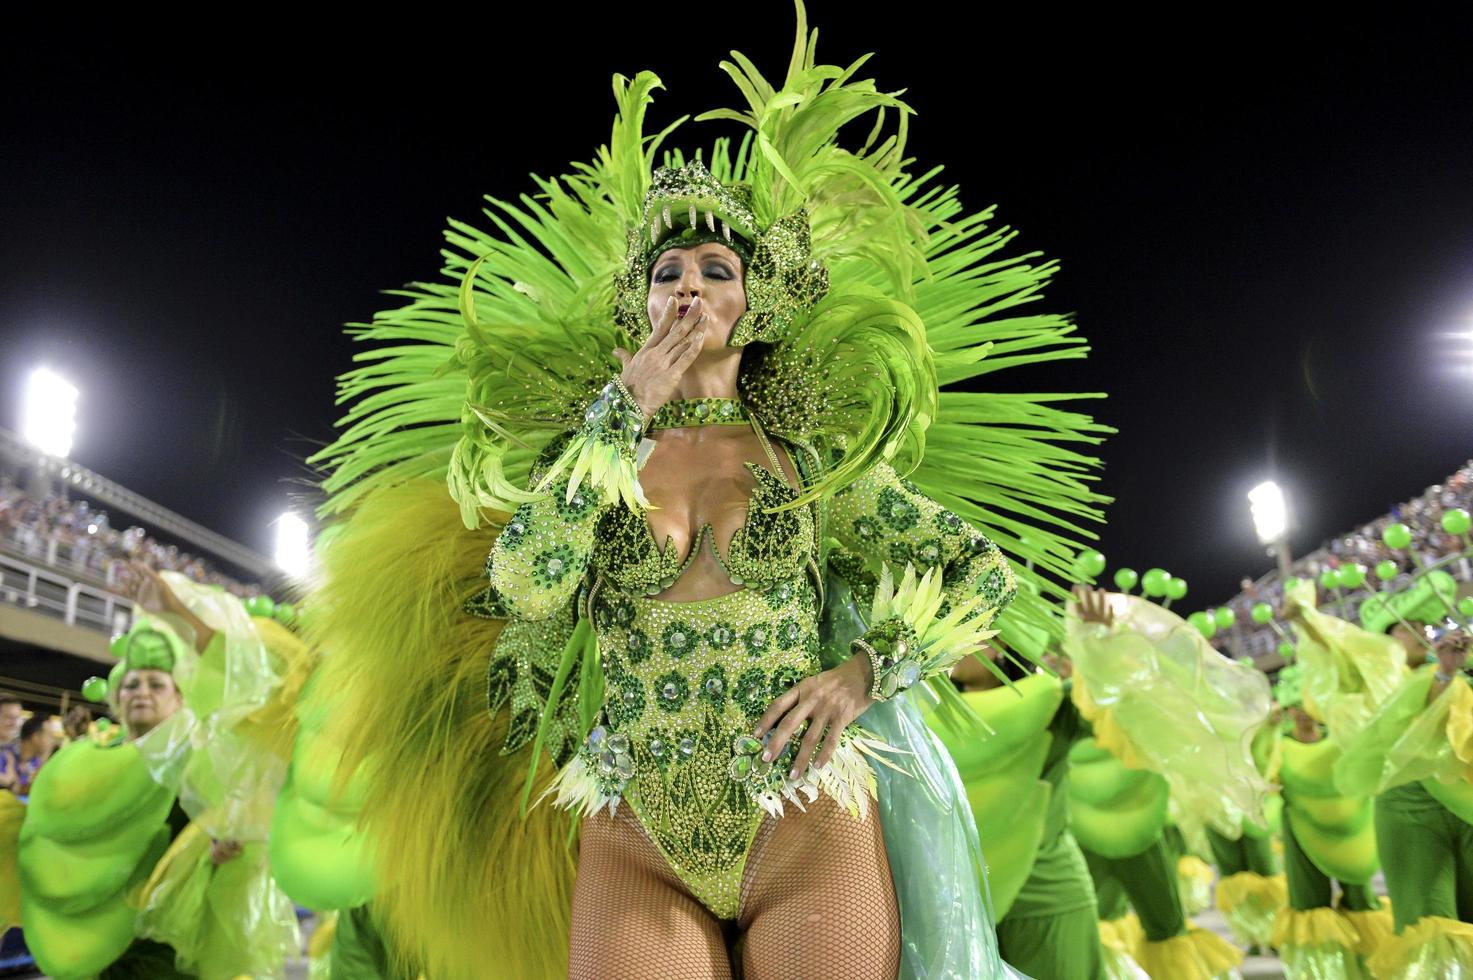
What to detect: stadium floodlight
<box><xmin>21</xmin><ymin>368</ymin><xmax>79</xmax><ymax>458</ymax></box>
<box><xmin>274</xmin><ymin>512</ymin><xmax>311</xmax><ymax>578</ymax></box>
<box><xmin>1248</xmin><ymin>481</ymin><xmax>1289</xmax><ymax>545</ymax></box>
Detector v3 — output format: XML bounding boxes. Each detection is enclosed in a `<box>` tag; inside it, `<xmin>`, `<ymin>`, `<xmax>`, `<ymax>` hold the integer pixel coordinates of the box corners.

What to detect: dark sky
<box><xmin>3</xmin><ymin>6</ymin><xmax>1471</xmax><ymax>607</ymax></box>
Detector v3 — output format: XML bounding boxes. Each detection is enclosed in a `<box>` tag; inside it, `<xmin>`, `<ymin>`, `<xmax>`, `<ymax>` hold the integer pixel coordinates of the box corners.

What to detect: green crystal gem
<box><xmin>728</xmin><ymin>755</ymin><xmax>754</xmax><ymax>781</ymax></box>
<box><xmin>734</xmin><ymin>735</ymin><xmax>763</xmax><ymax>756</ymax></box>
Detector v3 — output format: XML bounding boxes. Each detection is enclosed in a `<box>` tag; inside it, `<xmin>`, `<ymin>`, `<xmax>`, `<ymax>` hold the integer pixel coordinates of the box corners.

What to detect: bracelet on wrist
<box><xmin>609</xmin><ymin>376</ymin><xmax>648</xmax><ymax>436</ymax></box>
<box><xmin>853</xmin><ymin>618</ymin><xmax>922</xmax><ymax>702</ymax></box>
<box><xmin>583</xmin><ymin>379</ymin><xmax>646</xmax><ymax>456</ymax></box>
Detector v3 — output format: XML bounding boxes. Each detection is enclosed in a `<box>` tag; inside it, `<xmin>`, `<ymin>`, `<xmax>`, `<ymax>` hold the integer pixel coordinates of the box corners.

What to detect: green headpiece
<box><xmin>1359</xmin><ymin>570</ymin><xmax>1458</xmax><ymax>634</ymax></box>
<box><xmin>612</xmin><ymin>160</ymin><xmax>829</xmax><ymax>347</ymax></box>
<box><xmin>97</xmin><ymin>616</ymin><xmax>189</xmax><ymax>701</ymax></box>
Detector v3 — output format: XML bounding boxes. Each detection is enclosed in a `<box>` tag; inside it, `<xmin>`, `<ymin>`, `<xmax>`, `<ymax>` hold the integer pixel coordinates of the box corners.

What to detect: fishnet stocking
<box><xmin>738</xmin><ymin>794</ymin><xmax>900</xmax><ymax>980</ymax></box>
<box><xmin>568</xmin><ymin>796</ymin><xmax>900</xmax><ymax>979</ymax></box>
<box><xmin>570</xmin><ymin>808</ymin><xmax>732</xmax><ymax>980</ymax></box>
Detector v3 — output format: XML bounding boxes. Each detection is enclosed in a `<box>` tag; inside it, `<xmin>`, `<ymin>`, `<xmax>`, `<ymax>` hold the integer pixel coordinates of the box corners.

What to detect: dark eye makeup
<box><xmin>651</xmin><ymin>261</ymin><xmax>736</xmax><ymax>284</ymax></box>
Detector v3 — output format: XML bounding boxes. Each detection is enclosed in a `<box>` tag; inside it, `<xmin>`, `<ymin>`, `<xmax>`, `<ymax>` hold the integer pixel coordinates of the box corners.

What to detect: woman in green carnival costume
<box><xmin>1262</xmin><ymin>577</ymin><xmax>1403</xmax><ymax>977</ymax></box>
<box><xmin>933</xmin><ymin>616</ymin><xmax>1111</xmax><ymax>980</ymax></box>
<box><xmin>1334</xmin><ymin>572</ymin><xmax>1473</xmax><ymax>978</ymax></box>
<box><xmin>1206</xmin><ymin>708</ymin><xmax>1285</xmax><ymax>955</ymax></box>
<box><xmin>1062</xmin><ymin>584</ymin><xmax>1265</xmax><ymax>980</ymax></box>
<box><xmin>13</xmin><ymin>566</ymin><xmax>299</xmax><ymax>980</ymax></box>
<box><xmin>1267</xmin><ymin>662</ymin><xmax>1390</xmax><ymax>980</ymax></box>
<box><xmin>302</xmin><ymin>4</ymin><xmax>1110</xmax><ymax>977</ymax></box>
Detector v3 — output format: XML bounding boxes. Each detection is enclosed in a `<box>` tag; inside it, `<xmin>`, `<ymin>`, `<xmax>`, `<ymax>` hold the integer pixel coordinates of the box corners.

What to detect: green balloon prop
<box><xmin>81</xmin><ymin>676</ymin><xmax>109</xmax><ymax>703</ymax></box>
<box><xmin>1337</xmin><ymin>564</ymin><xmax>1367</xmax><ymax>589</ymax></box>
<box><xmin>244</xmin><ymin>595</ymin><xmax>276</xmax><ymax>617</ymax></box>
<box><xmin>274</xmin><ymin>602</ymin><xmax>298</xmax><ymax>625</ymax></box>
<box><xmin>1382</xmin><ymin>523</ymin><xmax>1412</xmax><ymax>550</ymax></box>
<box><xmin>1459</xmin><ymin>597</ymin><xmax>1473</xmax><ymax>620</ymax></box>
<box><xmin>1278</xmin><ymin>641</ymin><xmax>1295</xmax><ymax>659</ymax></box>
<box><xmin>1443</xmin><ymin>509</ymin><xmax>1472</xmax><ymax>536</ymax></box>
<box><xmin>1141</xmin><ymin>568</ymin><xmax>1171</xmax><ymax>598</ymax></box>
<box><xmin>95</xmin><ymin>717</ymin><xmax>111</xmax><ymax>732</ymax></box>
<box><xmin>1076</xmin><ymin>549</ymin><xmax>1107</xmax><ymax>577</ymax></box>
<box><xmin>1283</xmin><ymin>577</ymin><xmax>1302</xmax><ymax>594</ymax></box>
<box><xmin>1165</xmin><ymin>577</ymin><xmax>1188</xmax><ymax>601</ymax></box>
<box><xmin>1375</xmin><ymin>560</ymin><xmax>1398</xmax><ymax>581</ymax></box>
<box><xmin>1187</xmin><ymin>611</ymin><xmax>1214</xmax><ymax>638</ymax></box>
<box><xmin>1113</xmin><ymin>568</ymin><xmax>1139</xmax><ymax>592</ymax></box>
<box><xmin>1214</xmin><ymin>607</ymin><xmax>1235</xmax><ymax>630</ymax></box>
<box><xmin>1319</xmin><ymin>569</ymin><xmax>1338</xmax><ymax>589</ymax></box>
<box><xmin>1251</xmin><ymin>602</ymin><xmax>1274</xmax><ymax>625</ymax></box>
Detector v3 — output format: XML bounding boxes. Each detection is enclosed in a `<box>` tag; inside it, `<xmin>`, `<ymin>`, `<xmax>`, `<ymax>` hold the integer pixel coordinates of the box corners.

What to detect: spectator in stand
<box><xmin>0</xmin><ymin>478</ymin><xmax>264</xmax><ymax>598</ymax></box>
<box><xmin>6</xmin><ymin>714</ymin><xmax>58</xmax><ymax>798</ymax></box>
<box><xmin>63</xmin><ymin>704</ymin><xmax>93</xmax><ymax>741</ymax></box>
<box><xmin>0</xmin><ymin>697</ymin><xmax>22</xmax><ymax>746</ymax></box>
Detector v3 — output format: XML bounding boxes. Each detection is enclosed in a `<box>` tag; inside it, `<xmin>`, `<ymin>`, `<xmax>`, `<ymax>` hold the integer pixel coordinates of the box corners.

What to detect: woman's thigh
<box><xmin>737</xmin><ymin>795</ymin><xmax>899</xmax><ymax>980</ymax></box>
<box><xmin>569</xmin><ymin>809</ymin><xmax>732</xmax><ymax>980</ymax></box>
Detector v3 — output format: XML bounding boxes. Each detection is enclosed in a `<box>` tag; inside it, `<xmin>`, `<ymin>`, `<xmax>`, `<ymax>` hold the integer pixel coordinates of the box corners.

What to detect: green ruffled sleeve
<box><xmin>1063</xmin><ymin>594</ymin><xmax>1273</xmax><ymax>840</ymax></box>
<box><xmin>1334</xmin><ymin>667</ymin><xmax>1473</xmax><ymax>801</ymax></box>
<box><xmin>483</xmin><ymin>379</ymin><xmax>645</xmax><ymax>623</ymax></box>
<box><xmin>1286</xmin><ymin>580</ymin><xmax>1407</xmax><ymax>742</ymax></box>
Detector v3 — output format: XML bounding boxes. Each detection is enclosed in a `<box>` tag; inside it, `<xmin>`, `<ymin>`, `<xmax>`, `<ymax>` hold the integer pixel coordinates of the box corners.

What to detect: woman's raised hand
<box><xmin>612</xmin><ymin>295</ymin><xmax>707</xmax><ymax>420</ymax></box>
<box><xmin>1071</xmin><ymin>585</ymin><xmax>1115</xmax><ymax>627</ymax></box>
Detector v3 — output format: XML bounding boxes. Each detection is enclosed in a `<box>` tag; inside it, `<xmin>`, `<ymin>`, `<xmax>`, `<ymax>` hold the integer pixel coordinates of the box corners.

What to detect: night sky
<box><xmin>4</xmin><ymin>6</ymin><xmax>1471</xmax><ymax>607</ymax></box>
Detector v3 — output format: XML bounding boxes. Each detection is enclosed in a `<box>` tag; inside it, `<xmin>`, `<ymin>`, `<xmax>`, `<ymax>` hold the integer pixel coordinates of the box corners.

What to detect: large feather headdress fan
<box><xmin>312</xmin><ymin>0</ymin><xmax>1110</xmax><ymax>632</ymax></box>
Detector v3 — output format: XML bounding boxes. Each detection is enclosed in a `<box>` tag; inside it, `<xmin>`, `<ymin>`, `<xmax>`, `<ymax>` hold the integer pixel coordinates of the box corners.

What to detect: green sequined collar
<box><xmin>648</xmin><ymin>398</ymin><xmax>750</xmax><ymax>430</ymax></box>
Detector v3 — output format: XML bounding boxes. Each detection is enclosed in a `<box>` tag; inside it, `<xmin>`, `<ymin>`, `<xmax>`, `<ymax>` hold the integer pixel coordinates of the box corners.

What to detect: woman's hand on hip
<box><xmin>752</xmin><ymin>655</ymin><xmax>874</xmax><ymax>780</ymax></box>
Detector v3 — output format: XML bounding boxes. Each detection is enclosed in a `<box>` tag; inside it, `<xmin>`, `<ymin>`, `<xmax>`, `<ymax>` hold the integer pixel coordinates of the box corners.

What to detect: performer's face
<box><xmin>118</xmin><ymin>669</ymin><xmax>181</xmax><ymax>737</ymax></box>
<box><xmin>648</xmin><ymin>243</ymin><xmax>748</xmax><ymax>349</ymax></box>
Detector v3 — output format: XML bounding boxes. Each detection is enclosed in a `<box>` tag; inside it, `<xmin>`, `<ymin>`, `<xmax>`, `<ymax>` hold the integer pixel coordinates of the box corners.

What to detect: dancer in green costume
<box><xmin>1262</xmin><ymin>579</ymin><xmax>1402</xmax><ymax>977</ymax></box>
<box><xmin>302</xmin><ymin>4</ymin><xmax>1111</xmax><ymax>977</ymax></box>
<box><xmin>15</xmin><ymin>567</ymin><xmax>299</xmax><ymax>980</ymax></box>
<box><xmin>1206</xmin><ymin>712</ymin><xmax>1285</xmax><ymax>953</ymax></box>
<box><xmin>1269</xmin><ymin>667</ymin><xmax>1390</xmax><ymax>980</ymax></box>
<box><xmin>1335</xmin><ymin>574</ymin><xmax>1473</xmax><ymax>978</ymax></box>
<box><xmin>935</xmin><ymin>639</ymin><xmax>1109</xmax><ymax>980</ymax></box>
<box><xmin>1063</xmin><ymin>585</ymin><xmax>1265</xmax><ymax>980</ymax></box>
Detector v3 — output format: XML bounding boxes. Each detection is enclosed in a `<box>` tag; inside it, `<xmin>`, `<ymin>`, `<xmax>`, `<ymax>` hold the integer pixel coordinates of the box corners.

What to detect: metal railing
<box><xmin>0</xmin><ymin>550</ymin><xmax>132</xmax><ymax>636</ymax></box>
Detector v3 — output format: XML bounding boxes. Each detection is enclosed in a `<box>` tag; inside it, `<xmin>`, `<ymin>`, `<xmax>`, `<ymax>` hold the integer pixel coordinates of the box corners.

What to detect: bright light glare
<box><xmin>21</xmin><ymin>368</ymin><xmax>79</xmax><ymax>457</ymax></box>
<box><xmin>1249</xmin><ymin>481</ymin><xmax>1289</xmax><ymax>544</ymax></box>
<box><xmin>274</xmin><ymin>512</ymin><xmax>311</xmax><ymax>578</ymax></box>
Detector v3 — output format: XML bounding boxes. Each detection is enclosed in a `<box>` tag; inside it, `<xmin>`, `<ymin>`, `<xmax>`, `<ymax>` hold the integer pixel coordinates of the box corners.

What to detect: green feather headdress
<box><xmin>310</xmin><ymin>0</ymin><xmax>1110</xmax><ymax>641</ymax></box>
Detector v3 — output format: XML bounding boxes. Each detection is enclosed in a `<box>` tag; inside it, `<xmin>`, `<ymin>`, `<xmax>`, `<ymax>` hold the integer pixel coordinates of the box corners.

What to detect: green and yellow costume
<box><xmin>1337</xmin><ymin>667</ymin><xmax>1473</xmax><ymax>978</ymax></box>
<box><xmin>1207</xmin><ymin>717</ymin><xmax>1285</xmax><ymax>952</ymax></box>
<box><xmin>1063</xmin><ymin>591</ymin><xmax>1267</xmax><ymax>979</ymax></box>
<box><xmin>930</xmin><ymin>672</ymin><xmax>1111</xmax><ymax>980</ymax></box>
<box><xmin>302</xmin><ymin>4</ymin><xmax>1110</xmax><ymax>977</ymax></box>
<box><xmin>14</xmin><ymin>577</ymin><xmax>300</xmax><ymax>980</ymax></box>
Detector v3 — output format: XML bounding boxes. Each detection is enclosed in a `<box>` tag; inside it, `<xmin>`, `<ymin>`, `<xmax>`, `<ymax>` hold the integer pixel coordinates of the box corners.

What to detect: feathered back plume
<box><xmin>307</xmin><ymin>481</ymin><xmax>576</xmax><ymax>979</ymax></box>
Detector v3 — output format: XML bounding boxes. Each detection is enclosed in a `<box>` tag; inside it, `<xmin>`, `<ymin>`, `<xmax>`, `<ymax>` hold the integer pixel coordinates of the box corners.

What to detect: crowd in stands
<box><xmin>1223</xmin><ymin>460</ymin><xmax>1473</xmax><ymax>660</ymax></box>
<box><xmin>0</xmin><ymin>476</ymin><xmax>263</xmax><ymax>598</ymax></box>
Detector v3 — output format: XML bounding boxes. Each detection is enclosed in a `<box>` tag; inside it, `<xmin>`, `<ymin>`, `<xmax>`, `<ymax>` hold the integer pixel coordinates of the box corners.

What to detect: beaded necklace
<box><xmin>646</xmin><ymin>397</ymin><xmax>749</xmax><ymax>430</ymax></box>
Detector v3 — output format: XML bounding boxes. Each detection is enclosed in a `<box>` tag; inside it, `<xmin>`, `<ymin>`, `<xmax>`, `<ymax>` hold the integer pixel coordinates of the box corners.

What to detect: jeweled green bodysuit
<box><xmin>474</xmin><ymin>397</ymin><xmax>1015</xmax><ymax>918</ymax></box>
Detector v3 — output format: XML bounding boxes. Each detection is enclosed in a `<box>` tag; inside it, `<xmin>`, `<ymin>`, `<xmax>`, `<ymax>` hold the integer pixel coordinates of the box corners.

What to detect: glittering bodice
<box><xmin>584</xmin><ymin>574</ymin><xmax>826</xmax><ymax>916</ymax></box>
